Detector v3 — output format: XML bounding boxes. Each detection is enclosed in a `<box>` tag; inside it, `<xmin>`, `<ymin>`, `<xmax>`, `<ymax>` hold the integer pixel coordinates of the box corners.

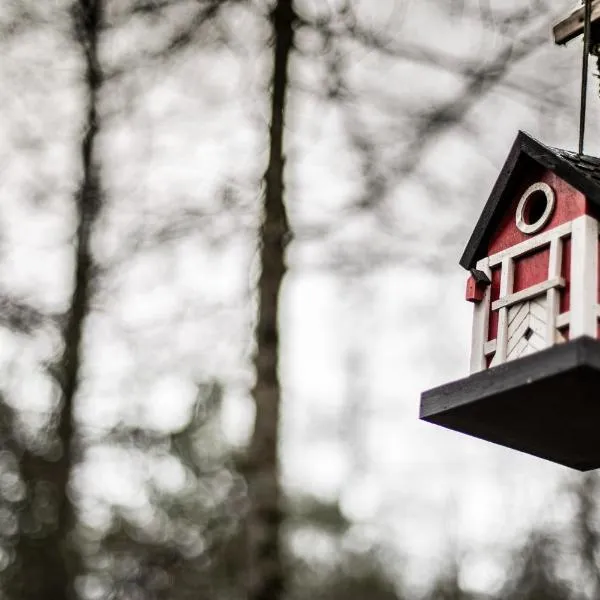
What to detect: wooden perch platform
<box><xmin>553</xmin><ymin>0</ymin><xmax>600</xmax><ymax>45</ymax></box>
<box><xmin>420</xmin><ymin>337</ymin><xmax>600</xmax><ymax>471</ymax></box>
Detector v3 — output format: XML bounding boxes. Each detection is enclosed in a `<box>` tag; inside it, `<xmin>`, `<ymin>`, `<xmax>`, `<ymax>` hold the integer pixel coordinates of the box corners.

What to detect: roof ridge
<box><xmin>552</xmin><ymin>146</ymin><xmax>600</xmax><ymax>162</ymax></box>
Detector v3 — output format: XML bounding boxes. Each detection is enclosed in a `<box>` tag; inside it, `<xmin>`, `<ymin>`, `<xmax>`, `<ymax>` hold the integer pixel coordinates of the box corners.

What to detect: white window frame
<box><xmin>515</xmin><ymin>182</ymin><xmax>556</xmax><ymax>235</ymax></box>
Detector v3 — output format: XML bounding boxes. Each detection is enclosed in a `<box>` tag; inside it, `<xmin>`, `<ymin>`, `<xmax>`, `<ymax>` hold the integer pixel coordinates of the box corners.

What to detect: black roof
<box><xmin>460</xmin><ymin>131</ymin><xmax>600</xmax><ymax>270</ymax></box>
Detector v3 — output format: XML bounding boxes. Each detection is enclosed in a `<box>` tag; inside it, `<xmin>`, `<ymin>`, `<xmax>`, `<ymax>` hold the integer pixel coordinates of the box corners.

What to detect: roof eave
<box><xmin>459</xmin><ymin>131</ymin><xmax>530</xmax><ymax>270</ymax></box>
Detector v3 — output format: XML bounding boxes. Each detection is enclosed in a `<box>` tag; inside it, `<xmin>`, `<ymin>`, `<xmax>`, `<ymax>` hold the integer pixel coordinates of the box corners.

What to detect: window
<box><xmin>516</xmin><ymin>182</ymin><xmax>555</xmax><ymax>235</ymax></box>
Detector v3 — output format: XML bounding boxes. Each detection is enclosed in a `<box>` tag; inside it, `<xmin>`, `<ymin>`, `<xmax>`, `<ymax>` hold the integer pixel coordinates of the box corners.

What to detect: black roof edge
<box><xmin>459</xmin><ymin>131</ymin><xmax>600</xmax><ymax>270</ymax></box>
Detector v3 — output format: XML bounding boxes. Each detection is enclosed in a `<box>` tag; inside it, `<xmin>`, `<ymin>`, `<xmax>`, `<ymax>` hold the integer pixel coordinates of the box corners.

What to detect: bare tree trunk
<box><xmin>574</xmin><ymin>473</ymin><xmax>600</xmax><ymax>597</ymax></box>
<box><xmin>245</xmin><ymin>1</ymin><xmax>294</xmax><ymax>599</ymax></box>
<box><xmin>11</xmin><ymin>2</ymin><xmax>102</xmax><ymax>599</ymax></box>
<box><xmin>58</xmin><ymin>0</ymin><xmax>103</xmax><ymax>587</ymax></box>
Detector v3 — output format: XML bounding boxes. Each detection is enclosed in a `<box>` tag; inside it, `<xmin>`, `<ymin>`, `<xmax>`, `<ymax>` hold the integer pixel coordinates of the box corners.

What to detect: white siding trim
<box><xmin>469</xmin><ymin>257</ymin><xmax>491</xmax><ymax>373</ymax></box>
<box><xmin>546</xmin><ymin>237</ymin><xmax>563</xmax><ymax>347</ymax></box>
<box><xmin>484</xmin><ymin>340</ymin><xmax>497</xmax><ymax>356</ymax></box>
<box><xmin>492</xmin><ymin>256</ymin><xmax>514</xmax><ymax>365</ymax></box>
<box><xmin>491</xmin><ymin>277</ymin><xmax>565</xmax><ymax>311</ymax></box>
<box><xmin>556</xmin><ymin>312</ymin><xmax>570</xmax><ymax>329</ymax></box>
<box><xmin>570</xmin><ymin>215</ymin><xmax>598</xmax><ymax>338</ymax></box>
<box><xmin>487</xmin><ymin>221</ymin><xmax>572</xmax><ymax>267</ymax></box>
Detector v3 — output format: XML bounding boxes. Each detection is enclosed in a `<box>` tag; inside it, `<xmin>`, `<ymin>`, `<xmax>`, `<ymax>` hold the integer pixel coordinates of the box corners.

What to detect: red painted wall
<box><xmin>487</xmin><ymin>170</ymin><xmax>586</xmax><ymax>256</ymax></box>
<box><xmin>513</xmin><ymin>250</ymin><xmax>548</xmax><ymax>293</ymax></box>
<box><xmin>484</xmin><ymin>170</ymin><xmax>580</xmax><ymax>352</ymax></box>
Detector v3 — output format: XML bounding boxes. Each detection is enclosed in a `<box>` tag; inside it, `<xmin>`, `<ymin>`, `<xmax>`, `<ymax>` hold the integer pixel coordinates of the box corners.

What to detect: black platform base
<box><xmin>420</xmin><ymin>337</ymin><xmax>600</xmax><ymax>471</ymax></box>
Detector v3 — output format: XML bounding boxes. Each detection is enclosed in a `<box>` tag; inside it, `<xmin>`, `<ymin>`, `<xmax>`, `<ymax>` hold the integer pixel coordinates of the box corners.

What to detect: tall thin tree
<box><xmin>10</xmin><ymin>1</ymin><xmax>103</xmax><ymax>598</ymax></box>
<box><xmin>245</xmin><ymin>1</ymin><xmax>295</xmax><ymax>599</ymax></box>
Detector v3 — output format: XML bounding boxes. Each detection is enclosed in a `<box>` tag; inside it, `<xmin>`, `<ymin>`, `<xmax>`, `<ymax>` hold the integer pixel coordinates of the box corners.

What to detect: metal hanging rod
<box><xmin>580</xmin><ymin>0</ymin><xmax>593</xmax><ymax>154</ymax></box>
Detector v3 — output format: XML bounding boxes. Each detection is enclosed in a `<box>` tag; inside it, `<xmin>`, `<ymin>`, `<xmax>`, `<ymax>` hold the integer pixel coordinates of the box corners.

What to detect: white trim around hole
<box><xmin>515</xmin><ymin>182</ymin><xmax>556</xmax><ymax>235</ymax></box>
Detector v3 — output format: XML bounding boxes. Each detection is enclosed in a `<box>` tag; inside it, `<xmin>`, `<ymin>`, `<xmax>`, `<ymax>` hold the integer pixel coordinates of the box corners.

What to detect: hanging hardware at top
<box><xmin>553</xmin><ymin>1</ymin><xmax>599</xmax><ymax>155</ymax></box>
<box><xmin>580</xmin><ymin>0</ymin><xmax>593</xmax><ymax>154</ymax></box>
<box><xmin>554</xmin><ymin>0</ymin><xmax>600</xmax><ymax>48</ymax></box>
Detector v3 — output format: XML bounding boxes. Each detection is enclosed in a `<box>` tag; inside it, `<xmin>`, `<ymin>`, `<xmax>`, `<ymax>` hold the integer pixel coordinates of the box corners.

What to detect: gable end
<box><xmin>460</xmin><ymin>131</ymin><xmax>600</xmax><ymax>270</ymax></box>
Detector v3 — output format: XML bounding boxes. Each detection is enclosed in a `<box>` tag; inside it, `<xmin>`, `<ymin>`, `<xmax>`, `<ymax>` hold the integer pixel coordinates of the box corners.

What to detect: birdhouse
<box><xmin>420</xmin><ymin>131</ymin><xmax>600</xmax><ymax>471</ymax></box>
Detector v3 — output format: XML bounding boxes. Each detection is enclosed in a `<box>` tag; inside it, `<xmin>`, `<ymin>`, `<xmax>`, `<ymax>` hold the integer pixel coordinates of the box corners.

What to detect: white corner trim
<box><xmin>469</xmin><ymin>257</ymin><xmax>491</xmax><ymax>374</ymax></box>
<box><xmin>545</xmin><ymin>237</ymin><xmax>563</xmax><ymax>348</ymax></box>
<box><xmin>570</xmin><ymin>215</ymin><xmax>598</xmax><ymax>338</ymax></box>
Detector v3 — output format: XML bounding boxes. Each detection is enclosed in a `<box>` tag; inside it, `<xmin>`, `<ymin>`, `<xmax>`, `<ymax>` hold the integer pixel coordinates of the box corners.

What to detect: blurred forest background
<box><xmin>2</xmin><ymin>0</ymin><xmax>600</xmax><ymax>599</ymax></box>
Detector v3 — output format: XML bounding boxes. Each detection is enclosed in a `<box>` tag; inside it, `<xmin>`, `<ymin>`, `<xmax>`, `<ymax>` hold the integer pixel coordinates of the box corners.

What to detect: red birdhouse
<box><xmin>420</xmin><ymin>131</ymin><xmax>600</xmax><ymax>471</ymax></box>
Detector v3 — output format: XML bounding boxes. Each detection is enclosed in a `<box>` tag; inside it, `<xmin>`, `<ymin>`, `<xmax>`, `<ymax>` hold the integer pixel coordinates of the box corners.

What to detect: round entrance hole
<box><xmin>523</xmin><ymin>190</ymin><xmax>549</xmax><ymax>225</ymax></box>
<box><xmin>516</xmin><ymin>182</ymin><xmax>555</xmax><ymax>235</ymax></box>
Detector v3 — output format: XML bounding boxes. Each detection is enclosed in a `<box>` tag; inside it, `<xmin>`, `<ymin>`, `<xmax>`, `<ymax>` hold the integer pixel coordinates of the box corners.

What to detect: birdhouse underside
<box><xmin>421</xmin><ymin>337</ymin><xmax>600</xmax><ymax>471</ymax></box>
<box><xmin>421</xmin><ymin>132</ymin><xmax>600</xmax><ymax>470</ymax></box>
